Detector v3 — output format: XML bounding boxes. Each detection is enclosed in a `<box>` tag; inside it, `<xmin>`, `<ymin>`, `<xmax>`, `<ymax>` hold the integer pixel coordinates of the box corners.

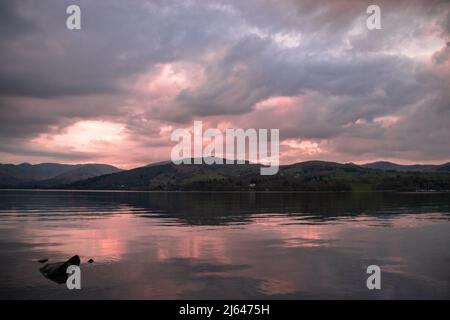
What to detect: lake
<box><xmin>0</xmin><ymin>190</ymin><xmax>449</xmax><ymax>299</ymax></box>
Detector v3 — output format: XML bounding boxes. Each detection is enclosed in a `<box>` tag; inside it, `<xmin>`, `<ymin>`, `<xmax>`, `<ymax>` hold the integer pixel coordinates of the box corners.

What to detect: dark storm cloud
<box><xmin>0</xmin><ymin>94</ymin><xmax>125</xmax><ymax>140</ymax></box>
<box><xmin>432</xmin><ymin>45</ymin><xmax>450</xmax><ymax>64</ymax></box>
<box><xmin>0</xmin><ymin>0</ymin><xmax>241</xmax><ymax>144</ymax></box>
<box><xmin>0</xmin><ymin>0</ymin><xmax>449</xmax><ymax>165</ymax></box>
<box><xmin>177</xmin><ymin>35</ymin><xmax>423</xmax><ymax>119</ymax></box>
<box><xmin>0</xmin><ymin>1</ymin><xmax>37</xmax><ymax>38</ymax></box>
<box><xmin>0</xmin><ymin>0</ymin><xmax>237</xmax><ymax>98</ymax></box>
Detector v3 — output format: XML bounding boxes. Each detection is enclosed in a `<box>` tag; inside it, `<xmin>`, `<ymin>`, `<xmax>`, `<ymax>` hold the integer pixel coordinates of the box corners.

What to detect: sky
<box><xmin>0</xmin><ymin>0</ymin><xmax>449</xmax><ymax>169</ymax></box>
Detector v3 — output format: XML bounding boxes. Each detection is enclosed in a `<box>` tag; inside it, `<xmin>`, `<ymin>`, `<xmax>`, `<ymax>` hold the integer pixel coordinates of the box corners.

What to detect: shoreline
<box><xmin>1</xmin><ymin>189</ymin><xmax>449</xmax><ymax>194</ymax></box>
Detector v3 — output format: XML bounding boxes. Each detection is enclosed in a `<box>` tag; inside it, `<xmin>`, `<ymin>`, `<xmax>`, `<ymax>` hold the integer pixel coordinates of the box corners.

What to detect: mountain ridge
<box><xmin>66</xmin><ymin>159</ymin><xmax>450</xmax><ymax>192</ymax></box>
<box><xmin>1</xmin><ymin>160</ymin><xmax>449</xmax><ymax>191</ymax></box>
<box><xmin>362</xmin><ymin>161</ymin><xmax>450</xmax><ymax>172</ymax></box>
<box><xmin>0</xmin><ymin>163</ymin><xmax>122</xmax><ymax>188</ymax></box>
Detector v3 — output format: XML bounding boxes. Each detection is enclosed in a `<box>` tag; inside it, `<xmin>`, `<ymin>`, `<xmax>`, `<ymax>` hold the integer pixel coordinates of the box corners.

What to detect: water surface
<box><xmin>0</xmin><ymin>190</ymin><xmax>449</xmax><ymax>299</ymax></box>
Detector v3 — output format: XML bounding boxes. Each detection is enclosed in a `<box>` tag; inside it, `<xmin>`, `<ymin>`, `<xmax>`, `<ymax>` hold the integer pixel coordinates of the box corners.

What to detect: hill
<box><xmin>0</xmin><ymin>163</ymin><xmax>122</xmax><ymax>188</ymax></box>
<box><xmin>362</xmin><ymin>161</ymin><xmax>450</xmax><ymax>172</ymax></box>
<box><xmin>67</xmin><ymin>160</ymin><xmax>450</xmax><ymax>192</ymax></box>
<box><xmin>2</xmin><ymin>160</ymin><xmax>449</xmax><ymax>192</ymax></box>
<box><xmin>68</xmin><ymin>159</ymin><xmax>259</xmax><ymax>191</ymax></box>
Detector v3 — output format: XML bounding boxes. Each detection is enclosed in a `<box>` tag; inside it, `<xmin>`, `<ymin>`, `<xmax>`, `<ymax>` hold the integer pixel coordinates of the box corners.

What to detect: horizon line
<box><xmin>2</xmin><ymin>158</ymin><xmax>450</xmax><ymax>171</ymax></box>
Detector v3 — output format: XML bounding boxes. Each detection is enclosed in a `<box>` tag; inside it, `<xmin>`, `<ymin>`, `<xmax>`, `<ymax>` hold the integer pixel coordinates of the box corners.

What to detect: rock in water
<box><xmin>37</xmin><ymin>258</ymin><xmax>48</xmax><ymax>263</ymax></box>
<box><xmin>40</xmin><ymin>255</ymin><xmax>80</xmax><ymax>284</ymax></box>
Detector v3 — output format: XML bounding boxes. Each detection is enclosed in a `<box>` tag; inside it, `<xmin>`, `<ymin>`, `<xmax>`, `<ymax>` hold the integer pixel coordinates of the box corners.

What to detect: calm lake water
<box><xmin>0</xmin><ymin>190</ymin><xmax>449</xmax><ymax>299</ymax></box>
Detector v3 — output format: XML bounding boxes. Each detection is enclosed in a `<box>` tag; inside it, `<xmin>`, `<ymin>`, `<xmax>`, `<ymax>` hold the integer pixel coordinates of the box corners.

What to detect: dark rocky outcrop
<box><xmin>39</xmin><ymin>255</ymin><xmax>81</xmax><ymax>284</ymax></box>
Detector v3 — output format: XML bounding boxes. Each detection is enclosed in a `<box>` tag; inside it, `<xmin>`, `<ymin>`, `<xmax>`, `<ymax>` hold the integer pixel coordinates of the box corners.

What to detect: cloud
<box><xmin>0</xmin><ymin>0</ymin><xmax>449</xmax><ymax>166</ymax></box>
